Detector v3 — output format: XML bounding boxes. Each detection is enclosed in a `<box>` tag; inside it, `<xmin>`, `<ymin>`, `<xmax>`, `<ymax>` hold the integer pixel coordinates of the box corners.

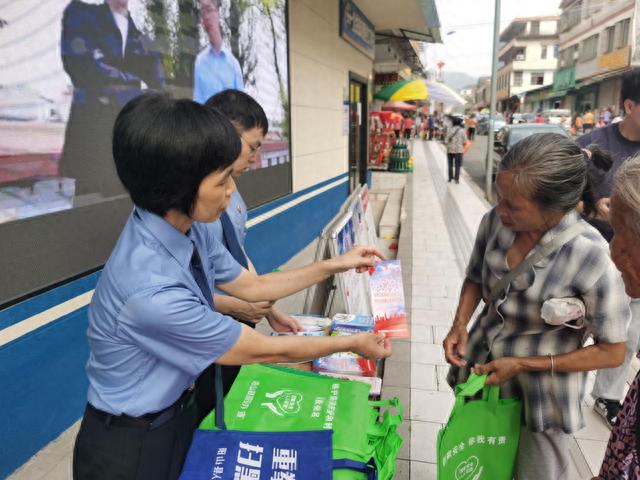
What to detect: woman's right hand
<box><xmin>443</xmin><ymin>323</ymin><xmax>468</xmax><ymax>367</ymax></box>
<box><xmin>353</xmin><ymin>332</ymin><xmax>392</xmax><ymax>359</ymax></box>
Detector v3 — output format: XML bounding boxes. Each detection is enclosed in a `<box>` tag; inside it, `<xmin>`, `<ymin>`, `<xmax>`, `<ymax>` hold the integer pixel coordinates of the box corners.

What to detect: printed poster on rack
<box><xmin>336</xmin><ymin>217</ymin><xmax>371</xmax><ymax>315</ymax></box>
<box><xmin>369</xmin><ymin>260</ymin><xmax>409</xmax><ymax>338</ymax></box>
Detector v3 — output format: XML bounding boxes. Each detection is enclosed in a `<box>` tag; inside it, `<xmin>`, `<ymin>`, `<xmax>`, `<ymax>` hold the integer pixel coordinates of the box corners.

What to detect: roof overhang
<box><xmin>356</xmin><ymin>0</ymin><xmax>442</xmax><ymax>43</ymax></box>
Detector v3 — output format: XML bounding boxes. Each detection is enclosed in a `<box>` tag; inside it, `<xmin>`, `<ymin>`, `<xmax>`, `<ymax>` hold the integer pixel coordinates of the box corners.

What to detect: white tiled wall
<box><xmin>289</xmin><ymin>0</ymin><xmax>373</xmax><ymax>192</ymax></box>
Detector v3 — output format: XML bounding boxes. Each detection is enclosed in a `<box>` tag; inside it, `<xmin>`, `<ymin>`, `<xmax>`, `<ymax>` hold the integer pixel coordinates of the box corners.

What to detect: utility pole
<box><xmin>485</xmin><ymin>0</ymin><xmax>501</xmax><ymax>202</ymax></box>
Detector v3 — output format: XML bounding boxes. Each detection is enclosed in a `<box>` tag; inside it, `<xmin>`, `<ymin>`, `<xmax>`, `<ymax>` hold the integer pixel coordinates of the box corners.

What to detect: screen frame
<box><xmin>0</xmin><ymin>0</ymin><xmax>293</xmax><ymax>308</ymax></box>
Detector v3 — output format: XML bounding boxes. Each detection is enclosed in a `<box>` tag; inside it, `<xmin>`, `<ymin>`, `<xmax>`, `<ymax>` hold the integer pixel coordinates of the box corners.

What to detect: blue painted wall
<box><xmin>247</xmin><ymin>175</ymin><xmax>349</xmax><ymax>273</ymax></box>
<box><xmin>0</xmin><ymin>175</ymin><xmax>348</xmax><ymax>478</ymax></box>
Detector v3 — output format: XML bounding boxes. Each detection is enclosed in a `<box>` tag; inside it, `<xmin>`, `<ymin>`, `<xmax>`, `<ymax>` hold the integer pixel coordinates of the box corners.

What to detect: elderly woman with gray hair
<box><xmin>443</xmin><ymin>133</ymin><xmax>631</xmax><ymax>480</ymax></box>
<box><xmin>596</xmin><ymin>155</ymin><xmax>640</xmax><ymax>479</ymax></box>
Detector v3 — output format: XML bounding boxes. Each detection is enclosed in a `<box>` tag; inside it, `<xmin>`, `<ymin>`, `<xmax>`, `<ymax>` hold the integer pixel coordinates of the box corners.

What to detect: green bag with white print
<box><xmin>437</xmin><ymin>374</ymin><xmax>522</xmax><ymax>480</ymax></box>
<box><xmin>199</xmin><ymin>364</ymin><xmax>405</xmax><ymax>480</ymax></box>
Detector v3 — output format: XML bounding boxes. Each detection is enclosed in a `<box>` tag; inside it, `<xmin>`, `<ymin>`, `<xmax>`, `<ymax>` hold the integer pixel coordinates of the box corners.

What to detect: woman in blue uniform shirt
<box><xmin>73</xmin><ymin>92</ymin><xmax>391</xmax><ymax>479</ymax></box>
<box><xmin>191</xmin><ymin>90</ymin><xmax>304</xmax><ymax>419</ymax></box>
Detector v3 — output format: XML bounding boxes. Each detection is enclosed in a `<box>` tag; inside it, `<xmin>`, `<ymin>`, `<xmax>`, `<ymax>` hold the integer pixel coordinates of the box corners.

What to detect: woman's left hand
<box><xmin>266</xmin><ymin>308</ymin><xmax>303</xmax><ymax>333</ymax></box>
<box><xmin>472</xmin><ymin>357</ymin><xmax>523</xmax><ymax>386</ymax></box>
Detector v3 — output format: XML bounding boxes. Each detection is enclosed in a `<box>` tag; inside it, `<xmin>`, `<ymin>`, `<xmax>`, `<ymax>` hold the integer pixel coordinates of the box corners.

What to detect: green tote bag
<box><xmin>199</xmin><ymin>365</ymin><xmax>404</xmax><ymax>480</ymax></box>
<box><xmin>437</xmin><ymin>374</ymin><xmax>522</xmax><ymax>480</ymax></box>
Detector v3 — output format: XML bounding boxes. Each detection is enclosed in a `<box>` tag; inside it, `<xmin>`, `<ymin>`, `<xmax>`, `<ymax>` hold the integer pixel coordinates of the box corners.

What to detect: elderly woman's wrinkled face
<box><xmin>495</xmin><ymin>171</ymin><xmax>550</xmax><ymax>232</ymax></box>
<box><xmin>610</xmin><ymin>195</ymin><xmax>640</xmax><ymax>298</ymax></box>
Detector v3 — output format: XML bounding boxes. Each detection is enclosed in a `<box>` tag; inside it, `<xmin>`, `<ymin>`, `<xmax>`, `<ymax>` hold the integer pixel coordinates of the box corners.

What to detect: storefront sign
<box><xmin>374</xmin><ymin>72</ymin><xmax>399</xmax><ymax>86</ymax></box>
<box><xmin>553</xmin><ymin>67</ymin><xmax>576</xmax><ymax>93</ymax></box>
<box><xmin>598</xmin><ymin>46</ymin><xmax>631</xmax><ymax>71</ymax></box>
<box><xmin>340</xmin><ymin>0</ymin><xmax>375</xmax><ymax>59</ymax></box>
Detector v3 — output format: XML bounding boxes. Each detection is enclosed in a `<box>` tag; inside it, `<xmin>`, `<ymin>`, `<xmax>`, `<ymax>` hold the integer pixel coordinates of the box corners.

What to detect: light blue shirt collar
<box><xmin>135</xmin><ymin>207</ymin><xmax>193</xmax><ymax>269</ymax></box>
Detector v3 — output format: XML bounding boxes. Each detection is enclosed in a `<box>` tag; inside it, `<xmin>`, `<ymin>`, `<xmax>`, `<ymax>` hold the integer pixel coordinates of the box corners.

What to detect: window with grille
<box><xmin>604</xmin><ymin>26</ymin><xmax>615</xmax><ymax>53</ymax></box>
<box><xmin>531</xmin><ymin>72</ymin><xmax>545</xmax><ymax>85</ymax></box>
<box><xmin>579</xmin><ymin>34</ymin><xmax>598</xmax><ymax>62</ymax></box>
<box><xmin>513</xmin><ymin>71</ymin><xmax>523</xmax><ymax>87</ymax></box>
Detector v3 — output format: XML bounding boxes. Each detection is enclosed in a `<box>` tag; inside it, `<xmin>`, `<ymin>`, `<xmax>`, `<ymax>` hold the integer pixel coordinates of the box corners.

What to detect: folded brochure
<box><xmin>369</xmin><ymin>260</ymin><xmax>409</xmax><ymax>338</ymax></box>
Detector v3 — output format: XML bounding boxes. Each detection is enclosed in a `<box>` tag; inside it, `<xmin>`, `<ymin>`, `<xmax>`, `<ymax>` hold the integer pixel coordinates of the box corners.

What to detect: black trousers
<box><xmin>448</xmin><ymin>153</ymin><xmax>463</xmax><ymax>181</ymax></box>
<box><xmin>73</xmin><ymin>395</ymin><xmax>198</xmax><ymax>480</ymax></box>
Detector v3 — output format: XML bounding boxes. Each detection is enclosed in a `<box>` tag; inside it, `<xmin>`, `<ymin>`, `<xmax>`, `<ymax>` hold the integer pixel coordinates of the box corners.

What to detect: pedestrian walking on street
<box><xmin>428</xmin><ymin>114</ymin><xmax>435</xmax><ymax>140</ymax></box>
<box><xmin>584</xmin><ymin>108</ymin><xmax>595</xmax><ymax>132</ymax></box>
<box><xmin>466</xmin><ymin>113</ymin><xmax>477</xmax><ymax>140</ymax></box>
<box><xmin>393</xmin><ymin>116</ymin><xmax>402</xmax><ymax>139</ymax></box>
<box><xmin>403</xmin><ymin>114</ymin><xmax>414</xmax><ymax>139</ymax></box>
<box><xmin>578</xmin><ymin>69</ymin><xmax>640</xmax><ymax>428</ymax></box>
<box><xmin>535</xmin><ymin>111</ymin><xmax>544</xmax><ymax>123</ymax></box>
<box><xmin>574</xmin><ymin>113</ymin><xmax>584</xmax><ymax>135</ymax></box>
<box><xmin>444</xmin><ymin>116</ymin><xmax>466</xmax><ymax>183</ymax></box>
<box><xmin>444</xmin><ymin>133</ymin><xmax>629</xmax><ymax>480</ymax></box>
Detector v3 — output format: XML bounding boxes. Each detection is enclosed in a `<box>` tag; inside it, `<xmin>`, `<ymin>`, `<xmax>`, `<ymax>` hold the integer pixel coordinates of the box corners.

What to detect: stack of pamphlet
<box><xmin>270</xmin><ymin>314</ymin><xmax>331</xmax><ymax>337</ymax></box>
<box><xmin>312</xmin><ymin>314</ymin><xmax>378</xmax><ymax>377</ymax></box>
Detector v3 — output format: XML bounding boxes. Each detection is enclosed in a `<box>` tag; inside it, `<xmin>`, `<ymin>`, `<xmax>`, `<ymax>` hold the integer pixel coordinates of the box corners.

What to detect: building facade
<box><xmin>473</xmin><ymin>75</ymin><xmax>491</xmax><ymax>110</ymax></box>
<box><xmin>553</xmin><ymin>0</ymin><xmax>634</xmax><ymax>114</ymax></box>
<box><xmin>496</xmin><ymin>16</ymin><xmax>559</xmax><ymax>112</ymax></box>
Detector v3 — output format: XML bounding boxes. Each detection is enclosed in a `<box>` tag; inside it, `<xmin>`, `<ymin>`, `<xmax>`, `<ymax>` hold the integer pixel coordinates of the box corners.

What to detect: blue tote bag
<box><xmin>179</xmin><ymin>365</ymin><xmax>377</xmax><ymax>480</ymax></box>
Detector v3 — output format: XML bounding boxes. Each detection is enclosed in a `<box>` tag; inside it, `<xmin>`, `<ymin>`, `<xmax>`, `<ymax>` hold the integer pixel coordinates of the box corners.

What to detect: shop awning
<box><xmin>375</xmin><ymin>79</ymin><xmax>429</xmax><ymax>101</ymax></box>
<box><xmin>357</xmin><ymin>0</ymin><xmax>442</xmax><ymax>43</ymax></box>
<box><xmin>374</xmin><ymin>78</ymin><xmax>466</xmax><ymax>106</ymax></box>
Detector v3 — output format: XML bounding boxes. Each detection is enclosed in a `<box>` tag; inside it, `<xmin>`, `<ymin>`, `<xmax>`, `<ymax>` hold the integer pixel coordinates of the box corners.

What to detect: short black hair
<box><xmin>582</xmin><ymin>144</ymin><xmax>613</xmax><ymax>217</ymax></box>
<box><xmin>204</xmin><ymin>89</ymin><xmax>269</xmax><ymax>134</ymax></box>
<box><xmin>451</xmin><ymin>116</ymin><xmax>463</xmax><ymax>127</ymax></box>
<box><xmin>113</xmin><ymin>92</ymin><xmax>241</xmax><ymax>217</ymax></box>
<box><xmin>621</xmin><ymin>69</ymin><xmax>640</xmax><ymax>103</ymax></box>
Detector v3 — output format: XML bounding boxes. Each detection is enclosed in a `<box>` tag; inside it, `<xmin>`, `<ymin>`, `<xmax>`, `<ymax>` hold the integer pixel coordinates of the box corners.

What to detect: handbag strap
<box><xmin>453</xmin><ymin>374</ymin><xmax>501</xmax><ymax>410</ymax></box>
<box><xmin>214</xmin><ymin>364</ymin><xmax>226</xmax><ymax>430</ymax></box>
<box><xmin>367</xmin><ymin>398</ymin><xmax>404</xmax><ymax>438</ymax></box>
<box><xmin>488</xmin><ymin>221</ymin><xmax>586</xmax><ymax>303</ymax></box>
<box><xmin>333</xmin><ymin>458</ymin><xmax>378</xmax><ymax>480</ymax></box>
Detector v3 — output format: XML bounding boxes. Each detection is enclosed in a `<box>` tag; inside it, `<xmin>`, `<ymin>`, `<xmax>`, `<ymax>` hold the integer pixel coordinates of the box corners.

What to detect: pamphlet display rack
<box><xmin>303</xmin><ymin>184</ymin><xmax>377</xmax><ymax>317</ymax></box>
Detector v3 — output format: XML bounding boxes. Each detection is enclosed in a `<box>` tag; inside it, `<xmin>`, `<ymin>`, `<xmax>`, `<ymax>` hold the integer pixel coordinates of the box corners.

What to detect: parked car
<box><xmin>492</xmin><ymin>118</ymin><xmax>506</xmax><ymax>139</ymax></box>
<box><xmin>542</xmin><ymin>109</ymin><xmax>572</xmax><ymax>130</ymax></box>
<box><xmin>476</xmin><ymin>114</ymin><xmax>505</xmax><ymax>136</ymax></box>
<box><xmin>493</xmin><ymin>123</ymin><xmax>569</xmax><ymax>173</ymax></box>
<box><xmin>512</xmin><ymin>112</ymin><xmax>536</xmax><ymax>124</ymax></box>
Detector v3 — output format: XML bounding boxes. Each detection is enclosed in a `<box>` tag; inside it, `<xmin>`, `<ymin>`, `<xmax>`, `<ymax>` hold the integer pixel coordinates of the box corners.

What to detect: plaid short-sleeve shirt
<box><xmin>448</xmin><ymin>208</ymin><xmax>630</xmax><ymax>433</ymax></box>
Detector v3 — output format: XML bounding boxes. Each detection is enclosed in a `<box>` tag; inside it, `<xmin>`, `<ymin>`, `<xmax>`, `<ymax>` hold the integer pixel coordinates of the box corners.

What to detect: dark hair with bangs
<box><xmin>113</xmin><ymin>92</ymin><xmax>241</xmax><ymax>217</ymax></box>
<box><xmin>204</xmin><ymin>89</ymin><xmax>269</xmax><ymax>134</ymax></box>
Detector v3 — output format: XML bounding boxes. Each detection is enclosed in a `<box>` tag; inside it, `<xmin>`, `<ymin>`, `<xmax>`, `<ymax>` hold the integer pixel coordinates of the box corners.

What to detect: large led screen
<box><xmin>0</xmin><ymin>0</ymin><xmax>291</xmax><ymax>224</ymax></box>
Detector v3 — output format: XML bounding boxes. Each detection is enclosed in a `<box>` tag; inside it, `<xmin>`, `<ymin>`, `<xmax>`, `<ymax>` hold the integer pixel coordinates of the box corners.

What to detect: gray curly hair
<box><xmin>613</xmin><ymin>154</ymin><xmax>640</xmax><ymax>237</ymax></box>
<box><xmin>498</xmin><ymin>133</ymin><xmax>587</xmax><ymax>213</ymax></box>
